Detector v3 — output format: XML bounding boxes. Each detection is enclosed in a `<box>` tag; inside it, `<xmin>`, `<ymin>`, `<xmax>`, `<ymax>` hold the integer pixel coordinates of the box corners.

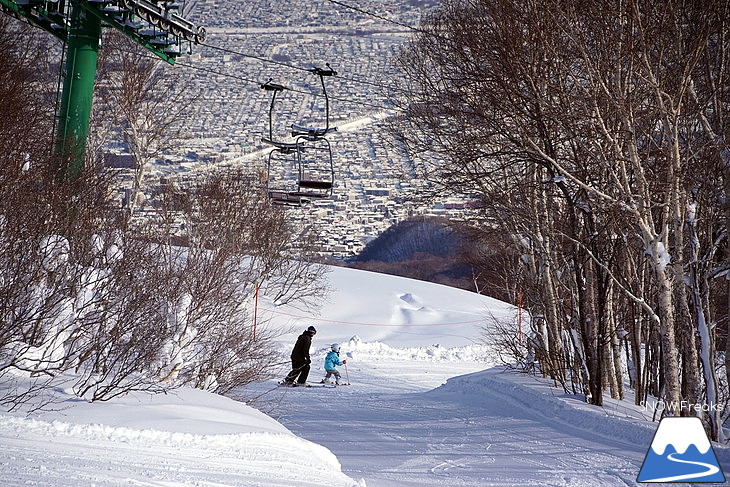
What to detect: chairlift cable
<box><xmin>175</xmin><ymin>58</ymin><xmax>390</xmax><ymax>110</ymax></box>
<box><xmin>200</xmin><ymin>41</ymin><xmax>313</xmax><ymax>73</ymax></box>
<box><xmin>323</xmin><ymin>0</ymin><xmax>424</xmax><ymax>35</ymax></box>
<box><xmin>124</xmin><ymin>50</ymin><xmax>392</xmax><ymax>110</ymax></box>
<box><xmin>174</xmin><ymin>58</ymin><xmax>272</xmax><ymax>87</ymax></box>
<box><xmin>200</xmin><ymin>40</ymin><xmax>414</xmax><ymax>96</ymax></box>
<box><xmin>323</xmin><ymin>0</ymin><xmax>448</xmax><ymax>41</ymax></box>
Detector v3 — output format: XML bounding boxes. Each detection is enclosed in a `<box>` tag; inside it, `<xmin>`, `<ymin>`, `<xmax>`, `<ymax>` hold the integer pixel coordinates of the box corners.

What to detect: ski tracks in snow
<box><xmin>242</xmin><ymin>360</ymin><xmax>654</xmax><ymax>487</ymax></box>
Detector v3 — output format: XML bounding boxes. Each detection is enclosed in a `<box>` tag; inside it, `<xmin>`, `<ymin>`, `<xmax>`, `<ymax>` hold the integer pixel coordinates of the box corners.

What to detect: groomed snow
<box><xmin>262</xmin><ymin>265</ymin><xmax>515</xmax><ymax>349</ymax></box>
<box><xmin>0</xmin><ymin>383</ymin><xmax>358</xmax><ymax>486</ymax></box>
<box><xmin>1</xmin><ymin>265</ymin><xmax>728</xmax><ymax>486</ymax></box>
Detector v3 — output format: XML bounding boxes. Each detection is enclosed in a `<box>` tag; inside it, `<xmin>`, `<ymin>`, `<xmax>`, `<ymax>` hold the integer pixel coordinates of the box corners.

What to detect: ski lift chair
<box><xmin>289</xmin><ymin>65</ymin><xmax>338</xmax><ymax>199</ymax></box>
<box><xmin>261</xmin><ymin>80</ymin><xmax>308</xmax><ymax>206</ymax></box>
<box><xmin>266</xmin><ymin>148</ymin><xmax>311</xmax><ymax>207</ymax></box>
<box><xmin>293</xmin><ymin>136</ymin><xmax>334</xmax><ymax>198</ymax></box>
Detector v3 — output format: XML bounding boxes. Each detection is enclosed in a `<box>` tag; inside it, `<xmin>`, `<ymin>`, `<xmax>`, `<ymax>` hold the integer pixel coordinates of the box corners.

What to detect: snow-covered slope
<box><xmin>0</xmin><ymin>265</ymin><xmax>506</xmax><ymax>487</ymax></box>
<box><xmin>263</xmin><ymin>265</ymin><xmax>515</xmax><ymax>349</ymax></box>
<box><xmin>2</xmin><ymin>265</ymin><xmax>727</xmax><ymax>486</ymax></box>
<box><xmin>0</xmin><ymin>383</ymin><xmax>359</xmax><ymax>486</ymax></box>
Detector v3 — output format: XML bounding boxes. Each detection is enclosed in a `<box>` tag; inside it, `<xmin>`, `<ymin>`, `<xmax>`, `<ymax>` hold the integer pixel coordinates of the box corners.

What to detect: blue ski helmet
<box><xmin>307</xmin><ymin>326</ymin><xmax>317</xmax><ymax>334</ymax></box>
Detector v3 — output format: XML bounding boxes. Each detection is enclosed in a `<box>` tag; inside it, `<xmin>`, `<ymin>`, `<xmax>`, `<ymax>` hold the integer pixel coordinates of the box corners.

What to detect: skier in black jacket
<box><xmin>283</xmin><ymin>326</ymin><xmax>317</xmax><ymax>386</ymax></box>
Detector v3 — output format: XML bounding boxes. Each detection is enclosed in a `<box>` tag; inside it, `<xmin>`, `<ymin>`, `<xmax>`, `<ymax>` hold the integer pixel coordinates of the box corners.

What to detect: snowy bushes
<box><xmin>0</xmin><ymin>57</ymin><xmax>322</xmax><ymax>408</ymax></box>
<box><xmin>0</xmin><ymin>166</ymin><xmax>324</xmax><ymax>406</ymax></box>
<box><xmin>0</xmin><ymin>19</ymin><xmax>328</xmax><ymax>408</ymax></box>
<box><xmin>0</xmin><ymin>178</ymin><xmax>172</xmax><ymax>403</ymax></box>
<box><xmin>66</xmin><ymin>235</ymin><xmax>175</xmax><ymax>401</ymax></box>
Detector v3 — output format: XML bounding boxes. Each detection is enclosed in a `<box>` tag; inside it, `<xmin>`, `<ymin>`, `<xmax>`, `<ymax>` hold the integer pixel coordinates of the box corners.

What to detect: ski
<box><xmin>278</xmin><ymin>381</ymin><xmax>311</xmax><ymax>388</ymax></box>
<box><xmin>279</xmin><ymin>381</ymin><xmax>339</xmax><ymax>388</ymax></box>
<box><xmin>278</xmin><ymin>380</ymin><xmax>351</xmax><ymax>388</ymax></box>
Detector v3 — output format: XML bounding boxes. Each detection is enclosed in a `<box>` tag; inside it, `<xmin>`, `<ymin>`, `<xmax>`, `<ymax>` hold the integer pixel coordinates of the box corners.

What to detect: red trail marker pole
<box><xmin>518</xmin><ymin>290</ymin><xmax>523</xmax><ymax>346</ymax></box>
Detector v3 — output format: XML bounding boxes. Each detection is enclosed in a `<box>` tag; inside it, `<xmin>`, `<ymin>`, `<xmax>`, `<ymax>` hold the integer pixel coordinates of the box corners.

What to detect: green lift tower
<box><xmin>0</xmin><ymin>0</ymin><xmax>205</xmax><ymax>177</ymax></box>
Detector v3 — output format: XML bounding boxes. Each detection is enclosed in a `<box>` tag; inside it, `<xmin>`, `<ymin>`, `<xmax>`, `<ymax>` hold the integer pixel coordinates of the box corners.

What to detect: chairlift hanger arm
<box><xmin>310</xmin><ymin>65</ymin><xmax>338</xmax><ymax>77</ymax></box>
<box><xmin>261</xmin><ymin>79</ymin><xmax>289</xmax><ymax>141</ymax></box>
<box><xmin>261</xmin><ymin>79</ymin><xmax>287</xmax><ymax>92</ymax></box>
<box><xmin>262</xmin><ymin>139</ymin><xmax>300</xmax><ymax>154</ymax></box>
<box><xmin>291</xmin><ymin>124</ymin><xmax>337</xmax><ymax>138</ymax></box>
<box><xmin>281</xmin><ymin>63</ymin><xmax>339</xmax><ymax>138</ymax></box>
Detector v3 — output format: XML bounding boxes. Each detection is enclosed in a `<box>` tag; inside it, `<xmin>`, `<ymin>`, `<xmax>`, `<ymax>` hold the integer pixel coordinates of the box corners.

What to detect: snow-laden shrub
<box><xmin>0</xmin><ymin>133</ymin><xmax>321</xmax><ymax>408</ymax></box>
<box><xmin>39</xmin><ymin>235</ymin><xmax>70</xmax><ymax>272</ymax></box>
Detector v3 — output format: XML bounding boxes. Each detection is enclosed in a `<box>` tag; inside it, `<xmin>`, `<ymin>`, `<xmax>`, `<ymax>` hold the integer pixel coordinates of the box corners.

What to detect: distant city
<box><xmin>123</xmin><ymin>0</ymin><xmax>480</xmax><ymax>260</ymax></box>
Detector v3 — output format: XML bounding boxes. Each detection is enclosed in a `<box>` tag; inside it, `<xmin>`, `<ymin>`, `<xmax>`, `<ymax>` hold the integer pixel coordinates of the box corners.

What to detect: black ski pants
<box><xmin>285</xmin><ymin>360</ymin><xmax>310</xmax><ymax>384</ymax></box>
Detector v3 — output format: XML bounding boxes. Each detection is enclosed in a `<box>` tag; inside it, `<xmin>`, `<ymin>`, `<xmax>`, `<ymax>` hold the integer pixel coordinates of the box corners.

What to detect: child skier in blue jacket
<box><xmin>320</xmin><ymin>344</ymin><xmax>346</xmax><ymax>385</ymax></box>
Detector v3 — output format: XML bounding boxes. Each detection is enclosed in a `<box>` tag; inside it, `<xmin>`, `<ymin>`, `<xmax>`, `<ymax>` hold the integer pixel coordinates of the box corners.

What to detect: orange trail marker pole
<box><xmin>518</xmin><ymin>290</ymin><xmax>523</xmax><ymax>346</ymax></box>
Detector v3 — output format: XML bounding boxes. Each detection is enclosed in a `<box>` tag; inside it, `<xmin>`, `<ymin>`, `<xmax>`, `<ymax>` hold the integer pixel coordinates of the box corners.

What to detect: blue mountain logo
<box><xmin>638</xmin><ymin>417</ymin><xmax>725</xmax><ymax>483</ymax></box>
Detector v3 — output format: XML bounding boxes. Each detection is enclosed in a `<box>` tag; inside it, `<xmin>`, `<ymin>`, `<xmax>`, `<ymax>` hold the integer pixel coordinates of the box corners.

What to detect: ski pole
<box><xmin>344</xmin><ymin>360</ymin><xmax>350</xmax><ymax>385</ymax></box>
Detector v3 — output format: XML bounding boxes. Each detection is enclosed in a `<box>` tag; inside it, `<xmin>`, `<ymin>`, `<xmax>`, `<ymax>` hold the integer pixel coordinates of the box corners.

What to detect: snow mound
<box><xmin>398</xmin><ymin>292</ymin><xmax>420</xmax><ymax>307</ymax></box>
<box><xmin>268</xmin><ymin>265</ymin><xmax>515</xmax><ymax>349</ymax></box>
<box><xmin>0</xmin><ymin>414</ymin><xmax>339</xmax><ymax>467</ymax></box>
<box><xmin>397</xmin><ymin>292</ymin><xmax>431</xmax><ymax>312</ymax></box>
<box><xmin>430</xmin><ymin>367</ymin><xmax>657</xmax><ymax>448</ymax></box>
<box><xmin>0</xmin><ymin>382</ymin><xmax>360</xmax><ymax>486</ymax></box>
<box><xmin>312</xmin><ymin>336</ymin><xmax>493</xmax><ymax>363</ymax></box>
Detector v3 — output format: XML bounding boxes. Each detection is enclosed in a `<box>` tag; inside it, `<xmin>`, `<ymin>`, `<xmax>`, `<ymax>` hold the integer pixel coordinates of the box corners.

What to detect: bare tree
<box><xmin>0</xmin><ymin>19</ymin><xmax>329</xmax><ymax>405</ymax></box>
<box><xmin>135</xmin><ymin>170</ymin><xmax>328</xmax><ymax>393</ymax></box>
<box><xmin>394</xmin><ymin>0</ymin><xmax>729</xmax><ymax>436</ymax></box>
<box><xmin>93</xmin><ymin>31</ymin><xmax>192</xmax><ymax>215</ymax></box>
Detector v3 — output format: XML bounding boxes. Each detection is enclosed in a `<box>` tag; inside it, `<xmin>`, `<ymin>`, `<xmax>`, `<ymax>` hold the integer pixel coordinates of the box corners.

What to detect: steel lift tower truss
<box><xmin>0</xmin><ymin>0</ymin><xmax>205</xmax><ymax>177</ymax></box>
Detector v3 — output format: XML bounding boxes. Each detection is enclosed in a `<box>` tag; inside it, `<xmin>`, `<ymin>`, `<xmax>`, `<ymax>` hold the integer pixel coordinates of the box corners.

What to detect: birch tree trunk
<box><xmin>687</xmin><ymin>203</ymin><xmax>723</xmax><ymax>440</ymax></box>
<box><xmin>393</xmin><ymin>0</ymin><xmax>728</xmax><ymax>416</ymax></box>
<box><xmin>606</xmin><ymin>282</ymin><xmax>625</xmax><ymax>400</ymax></box>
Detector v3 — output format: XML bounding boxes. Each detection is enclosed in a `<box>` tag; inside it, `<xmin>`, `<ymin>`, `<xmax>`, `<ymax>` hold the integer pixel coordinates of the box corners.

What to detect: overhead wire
<box><xmin>201</xmin><ymin>42</ymin><xmax>312</xmax><ymax>74</ymax></box>
<box><xmin>200</xmin><ymin>40</ymin><xmax>413</xmax><ymax>97</ymax></box>
<box><xmin>323</xmin><ymin>0</ymin><xmax>425</xmax><ymax>35</ymax></box>
<box><xmin>125</xmin><ymin>49</ymin><xmax>393</xmax><ymax>111</ymax></box>
<box><xmin>323</xmin><ymin>0</ymin><xmax>447</xmax><ymax>41</ymax></box>
<box><xmin>178</xmin><ymin>58</ymin><xmax>393</xmax><ymax>111</ymax></box>
<box><xmin>261</xmin><ymin>307</ymin><xmax>487</xmax><ymax>327</ymax></box>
